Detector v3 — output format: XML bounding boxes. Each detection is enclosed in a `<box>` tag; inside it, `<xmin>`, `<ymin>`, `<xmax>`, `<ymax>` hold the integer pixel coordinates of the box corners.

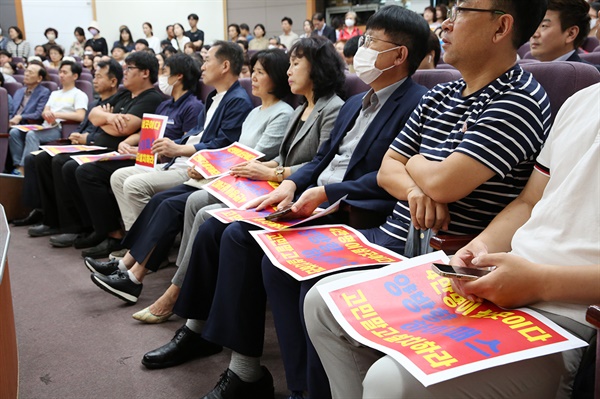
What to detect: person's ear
<box><xmin>492</xmin><ymin>14</ymin><xmax>514</xmax><ymax>44</ymax></box>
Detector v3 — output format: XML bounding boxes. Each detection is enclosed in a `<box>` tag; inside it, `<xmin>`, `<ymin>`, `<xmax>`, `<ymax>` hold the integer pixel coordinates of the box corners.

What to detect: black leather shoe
<box><xmin>202</xmin><ymin>367</ymin><xmax>274</xmax><ymax>399</ymax></box>
<box><xmin>74</xmin><ymin>231</ymin><xmax>105</xmax><ymax>249</ymax></box>
<box><xmin>142</xmin><ymin>326</ymin><xmax>222</xmax><ymax>369</ymax></box>
<box><xmin>28</xmin><ymin>224</ymin><xmax>59</xmax><ymax>237</ymax></box>
<box><xmin>81</xmin><ymin>238</ymin><xmax>123</xmax><ymax>259</ymax></box>
<box><xmin>13</xmin><ymin>209</ymin><xmax>44</xmax><ymax>226</ymax></box>
<box><xmin>49</xmin><ymin>233</ymin><xmax>79</xmax><ymax>248</ymax></box>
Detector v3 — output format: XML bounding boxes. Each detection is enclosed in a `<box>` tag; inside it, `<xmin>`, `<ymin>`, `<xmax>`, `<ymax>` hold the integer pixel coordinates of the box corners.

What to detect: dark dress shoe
<box><xmin>80</xmin><ymin>237</ymin><xmax>123</xmax><ymax>259</ymax></box>
<box><xmin>28</xmin><ymin>224</ymin><xmax>59</xmax><ymax>237</ymax></box>
<box><xmin>142</xmin><ymin>326</ymin><xmax>222</xmax><ymax>369</ymax></box>
<box><xmin>49</xmin><ymin>233</ymin><xmax>79</xmax><ymax>248</ymax></box>
<box><xmin>201</xmin><ymin>367</ymin><xmax>274</xmax><ymax>399</ymax></box>
<box><xmin>74</xmin><ymin>231</ymin><xmax>105</xmax><ymax>249</ymax></box>
<box><xmin>13</xmin><ymin>209</ymin><xmax>44</xmax><ymax>226</ymax></box>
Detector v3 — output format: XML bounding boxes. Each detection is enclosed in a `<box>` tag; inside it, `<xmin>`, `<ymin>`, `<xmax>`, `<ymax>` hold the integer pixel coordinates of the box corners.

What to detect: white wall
<box><xmin>20</xmin><ymin>0</ymin><xmax>226</xmax><ymax>53</ymax></box>
<box><xmin>95</xmin><ymin>0</ymin><xmax>226</xmax><ymax>48</ymax></box>
<box><xmin>22</xmin><ymin>0</ymin><xmax>94</xmax><ymax>52</ymax></box>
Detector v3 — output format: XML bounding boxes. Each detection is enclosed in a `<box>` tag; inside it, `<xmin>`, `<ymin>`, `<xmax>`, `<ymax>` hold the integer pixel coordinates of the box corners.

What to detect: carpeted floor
<box><xmin>8</xmin><ymin>224</ymin><xmax>289</xmax><ymax>399</ymax></box>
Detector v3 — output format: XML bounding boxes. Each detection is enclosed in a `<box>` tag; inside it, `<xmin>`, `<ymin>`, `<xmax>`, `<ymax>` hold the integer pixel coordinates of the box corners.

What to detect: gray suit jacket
<box><xmin>273</xmin><ymin>94</ymin><xmax>344</xmax><ymax>173</ymax></box>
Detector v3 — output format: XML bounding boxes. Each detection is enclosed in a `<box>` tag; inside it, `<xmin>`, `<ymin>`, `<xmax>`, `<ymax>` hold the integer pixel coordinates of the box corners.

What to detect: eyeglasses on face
<box><xmin>358</xmin><ymin>34</ymin><xmax>402</xmax><ymax>49</ymax></box>
<box><xmin>448</xmin><ymin>5</ymin><xmax>506</xmax><ymax>22</ymax></box>
<box><xmin>124</xmin><ymin>65</ymin><xmax>140</xmax><ymax>73</ymax></box>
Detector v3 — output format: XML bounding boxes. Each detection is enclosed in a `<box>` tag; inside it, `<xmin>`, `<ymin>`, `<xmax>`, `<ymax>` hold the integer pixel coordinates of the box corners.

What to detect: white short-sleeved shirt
<box><xmin>43</xmin><ymin>86</ymin><xmax>88</xmax><ymax>127</ymax></box>
<box><xmin>511</xmin><ymin>83</ymin><xmax>600</xmax><ymax>327</ymax></box>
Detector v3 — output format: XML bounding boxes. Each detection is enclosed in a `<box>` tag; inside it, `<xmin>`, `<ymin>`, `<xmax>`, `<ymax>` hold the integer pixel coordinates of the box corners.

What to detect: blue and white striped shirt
<box><xmin>381</xmin><ymin>64</ymin><xmax>551</xmax><ymax>243</ymax></box>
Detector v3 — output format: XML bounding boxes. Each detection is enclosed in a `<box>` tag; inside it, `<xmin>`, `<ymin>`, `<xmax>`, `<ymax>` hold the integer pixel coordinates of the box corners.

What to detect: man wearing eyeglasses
<box><xmin>305</xmin><ymin>0</ymin><xmax>558</xmax><ymax>397</ymax></box>
<box><xmin>56</xmin><ymin>51</ymin><xmax>164</xmax><ymax>257</ymax></box>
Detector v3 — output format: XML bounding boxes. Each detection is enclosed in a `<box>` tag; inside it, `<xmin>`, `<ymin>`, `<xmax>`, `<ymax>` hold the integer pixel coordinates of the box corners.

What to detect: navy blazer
<box><xmin>567</xmin><ymin>51</ymin><xmax>600</xmax><ymax>72</ymax></box>
<box><xmin>12</xmin><ymin>84</ymin><xmax>51</xmax><ymax>122</ymax></box>
<box><xmin>288</xmin><ymin>77</ymin><xmax>428</xmax><ymax>215</ymax></box>
<box><xmin>312</xmin><ymin>25</ymin><xmax>337</xmax><ymax>43</ymax></box>
<box><xmin>176</xmin><ymin>81</ymin><xmax>253</xmax><ymax>151</ymax></box>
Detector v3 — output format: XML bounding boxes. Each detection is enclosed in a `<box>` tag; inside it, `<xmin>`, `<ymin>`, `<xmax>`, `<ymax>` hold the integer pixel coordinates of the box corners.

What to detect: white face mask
<box><xmin>345</xmin><ymin>19</ymin><xmax>355</xmax><ymax>28</ymax></box>
<box><xmin>353</xmin><ymin>46</ymin><xmax>398</xmax><ymax>85</ymax></box>
<box><xmin>591</xmin><ymin>18</ymin><xmax>598</xmax><ymax>30</ymax></box>
<box><xmin>158</xmin><ymin>75</ymin><xmax>174</xmax><ymax>96</ymax></box>
<box><xmin>46</xmin><ymin>33</ymin><xmax>56</xmax><ymax>41</ymax></box>
<box><xmin>268</xmin><ymin>44</ymin><xmax>277</xmax><ymax>49</ymax></box>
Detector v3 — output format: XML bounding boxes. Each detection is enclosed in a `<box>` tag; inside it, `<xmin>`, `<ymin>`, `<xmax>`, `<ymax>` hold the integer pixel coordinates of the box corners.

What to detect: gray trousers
<box><xmin>304</xmin><ymin>271</ymin><xmax>592</xmax><ymax>399</ymax></box>
<box><xmin>110</xmin><ymin>166</ymin><xmax>189</xmax><ymax>230</ymax></box>
<box><xmin>171</xmin><ymin>189</ymin><xmax>226</xmax><ymax>287</ymax></box>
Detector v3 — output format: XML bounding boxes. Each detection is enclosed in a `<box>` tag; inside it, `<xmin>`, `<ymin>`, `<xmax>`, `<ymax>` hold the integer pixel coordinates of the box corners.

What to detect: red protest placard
<box><xmin>187</xmin><ymin>142</ymin><xmax>265</xmax><ymax>178</ymax></box>
<box><xmin>318</xmin><ymin>251</ymin><xmax>587</xmax><ymax>386</ymax></box>
<box><xmin>201</xmin><ymin>174</ymin><xmax>279</xmax><ymax>209</ymax></box>
<box><xmin>70</xmin><ymin>152</ymin><xmax>136</xmax><ymax>165</ymax></box>
<box><xmin>251</xmin><ymin>224</ymin><xmax>405</xmax><ymax>280</ymax></box>
<box><xmin>135</xmin><ymin>113</ymin><xmax>168</xmax><ymax>170</ymax></box>
<box><xmin>40</xmin><ymin>145</ymin><xmax>107</xmax><ymax>156</ymax></box>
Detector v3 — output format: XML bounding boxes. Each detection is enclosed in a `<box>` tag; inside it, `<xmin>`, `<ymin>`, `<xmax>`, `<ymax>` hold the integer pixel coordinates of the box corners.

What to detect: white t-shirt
<box><xmin>511</xmin><ymin>83</ymin><xmax>600</xmax><ymax>327</ymax></box>
<box><xmin>43</xmin><ymin>86</ymin><xmax>88</xmax><ymax>127</ymax></box>
<box><xmin>171</xmin><ymin>36</ymin><xmax>190</xmax><ymax>52</ymax></box>
<box><xmin>146</xmin><ymin>36</ymin><xmax>162</xmax><ymax>54</ymax></box>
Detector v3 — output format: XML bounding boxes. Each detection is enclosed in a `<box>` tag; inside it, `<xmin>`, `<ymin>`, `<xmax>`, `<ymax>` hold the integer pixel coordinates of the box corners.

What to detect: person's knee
<box><xmin>362</xmin><ymin>356</ymin><xmax>404</xmax><ymax>397</ymax></box>
<box><xmin>24</xmin><ymin>131</ymin><xmax>38</xmax><ymax>144</ymax></box>
<box><xmin>110</xmin><ymin>168</ymin><xmax>126</xmax><ymax>191</ymax></box>
<box><xmin>8</xmin><ymin>128</ymin><xmax>20</xmax><ymax>140</ymax></box>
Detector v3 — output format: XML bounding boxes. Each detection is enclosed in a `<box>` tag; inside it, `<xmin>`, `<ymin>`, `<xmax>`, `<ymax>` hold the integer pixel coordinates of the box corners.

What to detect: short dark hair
<box><xmin>188</xmin><ymin>13</ymin><xmax>199</xmax><ymax>21</ymax></box>
<box><xmin>281</xmin><ymin>17</ymin><xmax>293</xmax><ymax>25</ymax></box>
<box><xmin>125</xmin><ymin>51</ymin><xmax>159</xmax><ymax>83</ymax></box>
<box><xmin>44</xmin><ymin>27</ymin><xmax>58</xmax><ymax>38</ymax></box>
<box><xmin>135</xmin><ymin>39</ymin><xmax>149</xmax><ymax>47</ymax></box>
<box><xmin>312</xmin><ymin>13</ymin><xmax>325</xmax><ymax>22</ymax></box>
<box><xmin>435</xmin><ymin>4</ymin><xmax>449</xmax><ymax>21</ymax></box>
<box><xmin>236</xmin><ymin>39</ymin><xmax>249</xmax><ymax>51</ymax></box>
<box><xmin>97</xmin><ymin>58</ymin><xmax>123</xmax><ymax>85</ymax></box>
<box><xmin>112</xmin><ymin>43</ymin><xmax>126</xmax><ymax>52</ymax></box>
<box><xmin>212</xmin><ymin>40</ymin><xmax>244</xmax><ymax>76</ymax></box>
<box><xmin>491</xmin><ymin>0</ymin><xmax>549</xmax><ymax>48</ymax></box>
<box><xmin>28</xmin><ymin>60</ymin><xmax>47</xmax><ymax>80</ymax></box>
<box><xmin>60</xmin><ymin>59</ymin><xmax>82</xmax><ymax>78</ymax></box>
<box><xmin>48</xmin><ymin>45</ymin><xmax>64</xmax><ymax>57</ymax></box>
<box><xmin>366</xmin><ymin>5</ymin><xmax>431</xmax><ymax>75</ymax></box>
<box><xmin>163</xmin><ymin>45</ymin><xmax>177</xmax><ymax>55</ymax></box>
<box><xmin>425</xmin><ymin>31</ymin><xmax>441</xmax><ymax>67</ymax></box>
<box><xmin>228</xmin><ymin>24</ymin><xmax>241</xmax><ymax>35</ymax></box>
<box><xmin>254</xmin><ymin>24</ymin><xmax>266</xmax><ymax>35</ymax></box>
<box><xmin>165</xmin><ymin>53</ymin><xmax>201</xmax><ymax>91</ymax></box>
<box><xmin>9</xmin><ymin>26</ymin><xmax>23</xmax><ymax>40</ymax></box>
<box><xmin>0</xmin><ymin>49</ymin><xmax>12</xmax><ymax>58</ymax></box>
<box><xmin>74</xmin><ymin>27</ymin><xmax>85</xmax><ymax>37</ymax></box>
<box><xmin>251</xmin><ymin>49</ymin><xmax>291</xmax><ymax>100</ymax></box>
<box><xmin>240</xmin><ymin>23</ymin><xmax>250</xmax><ymax>31</ymax></box>
<box><xmin>343</xmin><ymin>35</ymin><xmax>360</xmax><ymax>58</ymax></box>
<box><xmin>289</xmin><ymin>36</ymin><xmax>345</xmax><ymax>103</ymax></box>
<box><xmin>547</xmin><ymin>0</ymin><xmax>590</xmax><ymax>48</ymax></box>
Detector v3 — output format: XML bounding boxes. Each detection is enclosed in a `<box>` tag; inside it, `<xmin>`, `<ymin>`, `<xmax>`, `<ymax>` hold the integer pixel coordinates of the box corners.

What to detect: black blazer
<box><xmin>289</xmin><ymin>77</ymin><xmax>428</xmax><ymax>215</ymax></box>
<box><xmin>312</xmin><ymin>25</ymin><xmax>336</xmax><ymax>43</ymax></box>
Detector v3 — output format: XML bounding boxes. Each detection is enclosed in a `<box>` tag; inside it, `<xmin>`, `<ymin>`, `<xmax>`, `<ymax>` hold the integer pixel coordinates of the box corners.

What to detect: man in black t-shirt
<box><xmin>29</xmin><ymin>53</ymin><xmax>163</xmax><ymax>258</ymax></box>
<box><xmin>185</xmin><ymin>13</ymin><xmax>204</xmax><ymax>49</ymax></box>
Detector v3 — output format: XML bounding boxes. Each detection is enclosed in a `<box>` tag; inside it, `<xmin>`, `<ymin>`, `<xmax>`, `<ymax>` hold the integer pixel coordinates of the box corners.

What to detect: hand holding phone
<box><xmin>431</xmin><ymin>263</ymin><xmax>494</xmax><ymax>281</ymax></box>
<box><xmin>264</xmin><ymin>203</ymin><xmax>295</xmax><ymax>221</ymax></box>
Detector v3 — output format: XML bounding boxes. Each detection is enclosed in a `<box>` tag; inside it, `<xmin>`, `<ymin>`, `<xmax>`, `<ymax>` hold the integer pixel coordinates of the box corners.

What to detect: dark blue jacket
<box><xmin>289</xmin><ymin>77</ymin><xmax>428</xmax><ymax>215</ymax></box>
<box><xmin>175</xmin><ymin>80</ymin><xmax>253</xmax><ymax>151</ymax></box>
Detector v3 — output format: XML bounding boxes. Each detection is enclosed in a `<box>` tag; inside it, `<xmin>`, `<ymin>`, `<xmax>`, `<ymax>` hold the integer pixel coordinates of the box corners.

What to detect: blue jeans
<box><xmin>8</xmin><ymin>126</ymin><xmax>62</xmax><ymax>166</ymax></box>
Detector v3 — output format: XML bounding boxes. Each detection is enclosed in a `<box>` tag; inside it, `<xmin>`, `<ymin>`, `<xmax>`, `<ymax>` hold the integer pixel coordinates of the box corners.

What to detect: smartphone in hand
<box><xmin>264</xmin><ymin>203</ymin><xmax>295</xmax><ymax>221</ymax></box>
<box><xmin>431</xmin><ymin>263</ymin><xmax>493</xmax><ymax>281</ymax></box>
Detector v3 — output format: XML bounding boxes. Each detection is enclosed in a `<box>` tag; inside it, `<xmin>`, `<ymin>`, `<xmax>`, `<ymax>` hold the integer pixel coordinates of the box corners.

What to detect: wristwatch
<box><xmin>275</xmin><ymin>166</ymin><xmax>285</xmax><ymax>183</ymax></box>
